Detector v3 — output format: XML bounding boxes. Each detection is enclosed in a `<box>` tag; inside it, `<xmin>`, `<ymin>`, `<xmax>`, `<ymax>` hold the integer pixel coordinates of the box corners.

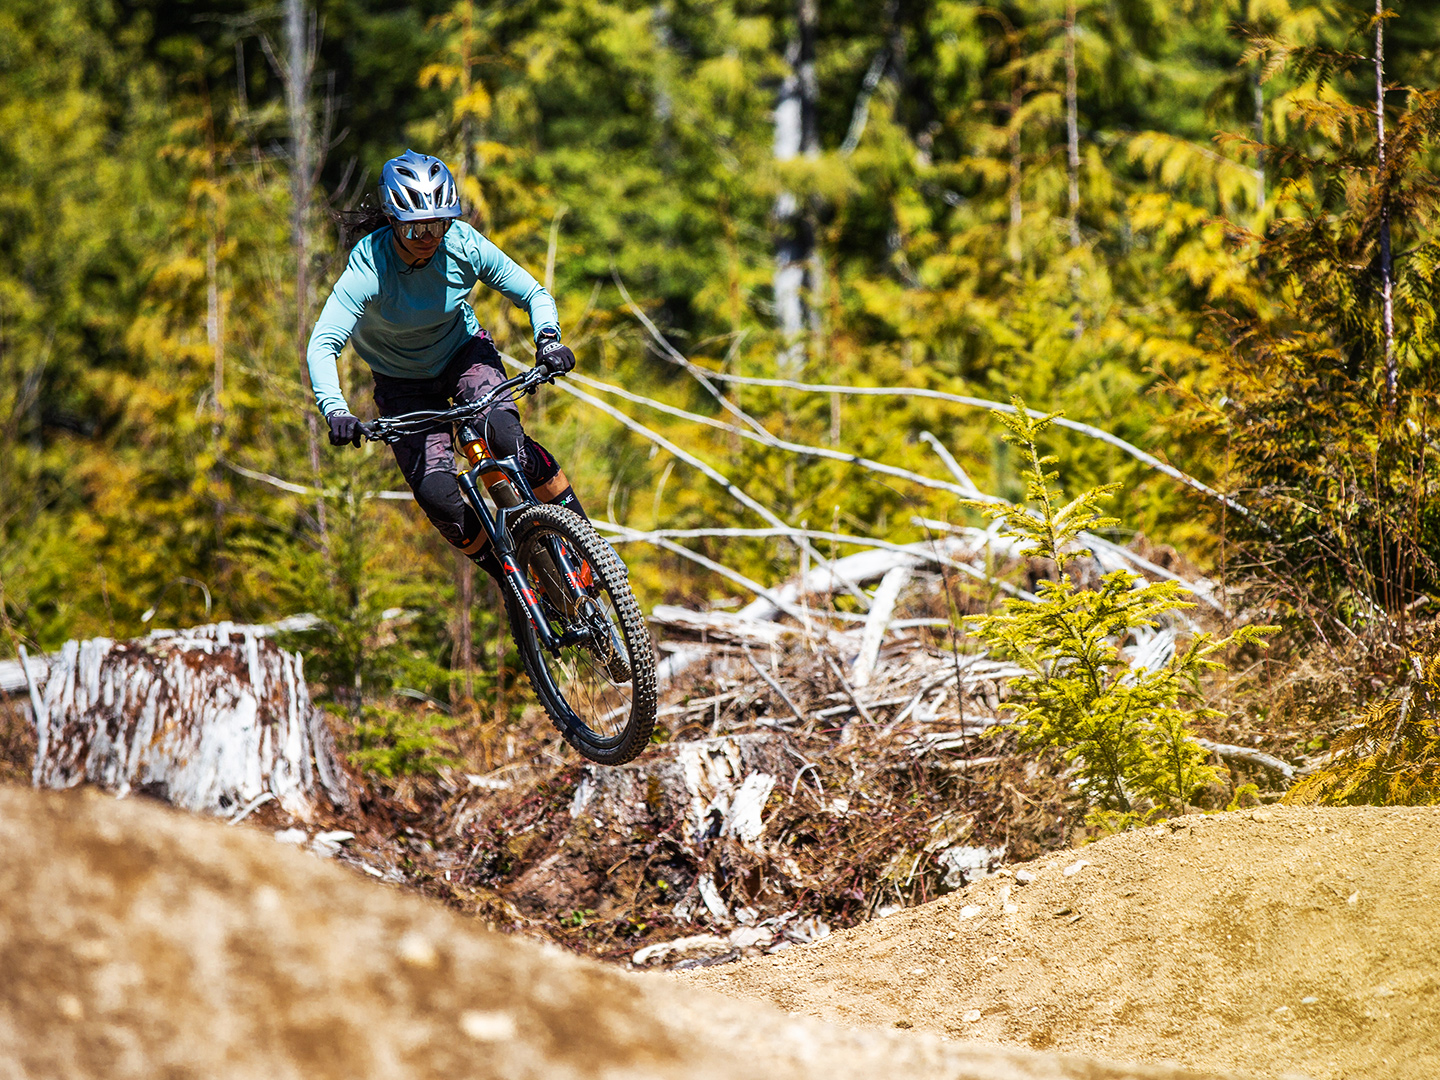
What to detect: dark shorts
<box><xmin>371</xmin><ymin>331</ymin><xmax>521</xmax><ymax>486</ymax></box>
<box><xmin>371</xmin><ymin>332</ymin><xmax>559</xmax><ymax>551</ymax></box>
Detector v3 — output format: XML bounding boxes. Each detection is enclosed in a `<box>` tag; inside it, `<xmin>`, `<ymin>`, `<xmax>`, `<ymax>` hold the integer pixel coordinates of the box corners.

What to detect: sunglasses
<box><xmin>398</xmin><ymin>218</ymin><xmax>452</xmax><ymax>240</ymax></box>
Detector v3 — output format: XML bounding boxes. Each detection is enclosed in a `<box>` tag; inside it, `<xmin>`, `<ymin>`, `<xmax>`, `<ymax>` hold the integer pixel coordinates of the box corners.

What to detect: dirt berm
<box><xmin>0</xmin><ymin>786</ymin><xmax>1224</xmax><ymax>1080</ymax></box>
<box><xmin>687</xmin><ymin>805</ymin><xmax>1440</xmax><ymax>1080</ymax></box>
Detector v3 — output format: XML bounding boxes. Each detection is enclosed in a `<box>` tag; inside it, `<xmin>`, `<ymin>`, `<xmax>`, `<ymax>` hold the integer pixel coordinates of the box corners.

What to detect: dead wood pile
<box><xmin>369</xmin><ymin>528</ymin><xmax>1293</xmax><ymax>970</ymax></box>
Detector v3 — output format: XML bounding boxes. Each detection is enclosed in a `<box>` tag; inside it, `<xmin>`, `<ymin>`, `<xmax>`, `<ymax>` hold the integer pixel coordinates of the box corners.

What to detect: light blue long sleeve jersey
<box><xmin>305</xmin><ymin>220</ymin><xmax>560</xmax><ymax>417</ymax></box>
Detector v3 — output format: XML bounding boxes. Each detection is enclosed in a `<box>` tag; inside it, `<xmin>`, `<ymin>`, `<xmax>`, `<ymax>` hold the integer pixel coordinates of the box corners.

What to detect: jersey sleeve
<box><xmin>305</xmin><ymin>248</ymin><xmax>379</xmax><ymax>416</ymax></box>
<box><xmin>462</xmin><ymin>225</ymin><xmax>561</xmax><ymax>342</ymax></box>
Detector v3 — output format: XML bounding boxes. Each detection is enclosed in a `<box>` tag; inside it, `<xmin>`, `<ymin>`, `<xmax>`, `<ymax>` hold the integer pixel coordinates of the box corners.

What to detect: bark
<box><xmin>773</xmin><ymin>0</ymin><xmax>819</xmax><ymax>373</ymax></box>
<box><xmin>28</xmin><ymin>626</ymin><xmax>351</xmax><ymax>818</ymax></box>
<box><xmin>852</xmin><ymin>566</ymin><xmax>912</xmax><ymax>688</ymax></box>
<box><xmin>1064</xmin><ymin>0</ymin><xmax>1080</xmax><ymax>248</ymax></box>
<box><xmin>1010</xmin><ymin>72</ymin><xmax>1024</xmax><ymax>262</ymax></box>
<box><xmin>567</xmin><ymin>734</ymin><xmax>795</xmax><ymax>862</ymax></box>
<box><xmin>282</xmin><ymin>0</ymin><xmax>328</xmax><ymax>541</ymax></box>
<box><xmin>1375</xmin><ymin>0</ymin><xmax>1396</xmax><ymax>410</ymax></box>
<box><xmin>1252</xmin><ymin>64</ymin><xmax>1265</xmax><ymax>212</ymax></box>
<box><xmin>455</xmin><ymin>555</ymin><xmax>475</xmax><ymax>700</ymax></box>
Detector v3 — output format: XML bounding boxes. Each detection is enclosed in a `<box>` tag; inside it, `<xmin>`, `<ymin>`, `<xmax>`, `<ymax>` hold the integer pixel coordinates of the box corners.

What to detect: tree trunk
<box><xmin>29</xmin><ymin>626</ymin><xmax>352</xmax><ymax>819</ymax></box>
<box><xmin>1064</xmin><ymin>0</ymin><xmax>1080</xmax><ymax>248</ymax></box>
<box><xmin>455</xmin><ymin>554</ymin><xmax>475</xmax><ymax>700</ymax></box>
<box><xmin>284</xmin><ymin>0</ymin><xmax>328</xmax><ymax>543</ymax></box>
<box><xmin>1375</xmin><ymin>0</ymin><xmax>1396</xmax><ymax>411</ymax></box>
<box><xmin>1251</xmin><ymin>65</ymin><xmax>1265</xmax><ymax>212</ymax></box>
<box><xmin>773</xmin><ymin>0</ymin><xmax>819</xmax><ymax>374</ymax></box>
<box><xmin>1009</xmin><ymin>67</ymin><xmax>1024</xmax><ymax>262</ymax></box>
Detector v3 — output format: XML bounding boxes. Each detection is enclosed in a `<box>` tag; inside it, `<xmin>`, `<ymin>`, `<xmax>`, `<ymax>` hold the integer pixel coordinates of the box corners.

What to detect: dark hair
<box><xmin>332</xmin><ymin>191</ymin><xmax>391</xmax><ymax>250</ymax></box>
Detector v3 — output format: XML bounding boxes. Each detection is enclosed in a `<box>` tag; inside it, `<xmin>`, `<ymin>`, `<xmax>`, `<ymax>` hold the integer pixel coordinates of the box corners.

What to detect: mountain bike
<box><xmin>358</xmin><ymin>366</ymin><xmax>657</xmax><ymax>765</ymax></box>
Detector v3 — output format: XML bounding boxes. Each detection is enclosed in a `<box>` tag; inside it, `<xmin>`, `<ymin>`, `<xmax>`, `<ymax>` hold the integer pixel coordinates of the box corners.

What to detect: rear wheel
<box><xmin>502</xmin><ymin>503</ymin><xmax>656</xmax><ymax>765</ymax></box>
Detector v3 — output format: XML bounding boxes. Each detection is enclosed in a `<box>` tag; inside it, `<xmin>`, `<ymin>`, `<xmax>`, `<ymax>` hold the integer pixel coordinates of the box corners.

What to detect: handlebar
<box><xmin>356</xmin><ymin>366</ymin><xmax>553</xmax><ymax>444</ymax></box>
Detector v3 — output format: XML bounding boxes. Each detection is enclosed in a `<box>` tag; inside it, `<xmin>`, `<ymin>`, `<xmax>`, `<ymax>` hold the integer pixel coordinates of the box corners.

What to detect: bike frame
<box><xmin>360</xmin><ymin>369</ymin><xmax>595</xmax><ymax>657</ymax></box>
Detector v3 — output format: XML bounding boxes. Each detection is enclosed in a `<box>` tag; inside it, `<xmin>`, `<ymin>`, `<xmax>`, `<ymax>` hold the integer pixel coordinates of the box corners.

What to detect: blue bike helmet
<box><xmin>380</xmin><ymin>150</ymin><xmax>462</xmax><ymax>221</ymax></box>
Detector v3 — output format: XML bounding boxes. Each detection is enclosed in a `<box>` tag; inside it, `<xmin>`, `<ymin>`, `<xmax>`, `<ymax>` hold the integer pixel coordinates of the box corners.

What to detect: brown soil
<box><xmin>686</xmin><ymin>804</ymin><xmax>1440</xmax><ymax>1080</ymax></box>
<box><xmin>0</xmin><ymin>784</ymin><xmax>1226</xmax><ymax>1080</ymax></box>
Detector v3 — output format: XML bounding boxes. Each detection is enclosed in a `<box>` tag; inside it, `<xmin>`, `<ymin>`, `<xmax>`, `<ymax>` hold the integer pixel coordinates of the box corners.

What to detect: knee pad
<box><xmin>481</xmin><ymin>409</ymin><xmax>561</xmax><ymax>488</ymax></box>
<box><xmin>481</xmin><ymin>407</ymin><xmax>524</xmax><ymax>460</ymax></box>
<box><xmin>413</xmin><ymin>470</ymin><xmax>481</xmax><ymax>548</ymax></box>
<box><xmin>521</xmin><ymin>437</ymin><xmax>562</xmax><ymax>487</ymax></box>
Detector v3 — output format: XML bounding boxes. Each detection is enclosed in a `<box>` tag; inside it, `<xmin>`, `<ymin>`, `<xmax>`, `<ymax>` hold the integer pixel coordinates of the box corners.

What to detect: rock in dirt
<box><xmin>685</xmin><ymin>805</ymin><xmax>1440</xmax><ymax>1080</ymax></box>
<box><xmin>0</xmin><ymin>785</ymin><xmax>1228</xmax><ymax>1080</ymax></box>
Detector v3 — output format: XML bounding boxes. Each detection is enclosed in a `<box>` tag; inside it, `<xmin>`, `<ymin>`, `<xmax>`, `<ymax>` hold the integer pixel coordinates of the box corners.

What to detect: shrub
<box><xmin>968</xmin><ymin>400</ymin><xmax>1273</xmax><ymax>829</ymax></box>
<box><xmin>1285</xmin><ymin>647</ymin><xmax>1440</xmax><ymax>806</ymax></box>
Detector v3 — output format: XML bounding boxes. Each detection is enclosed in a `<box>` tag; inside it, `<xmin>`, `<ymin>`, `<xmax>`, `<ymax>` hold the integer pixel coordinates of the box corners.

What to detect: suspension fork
<box><xmin>498</xmin><ymin>454</ymin><xmax>594</xmax><ymax>599</ymax></box>
<box><xmin>454</xmin><ymin>426</ymin><xmax>589</xmax><ymax>653</ymax></box>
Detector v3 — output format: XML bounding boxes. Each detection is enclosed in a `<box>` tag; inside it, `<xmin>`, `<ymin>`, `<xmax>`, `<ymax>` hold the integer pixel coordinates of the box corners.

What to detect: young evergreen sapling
<box><xmin>968</xmin><ymin>400</ymin><xmax>1273</xmax><ymax>830</ymax></box>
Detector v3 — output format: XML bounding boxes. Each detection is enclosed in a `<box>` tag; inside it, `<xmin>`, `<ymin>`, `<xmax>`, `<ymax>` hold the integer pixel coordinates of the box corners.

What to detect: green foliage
<box><xmin>1286</xmin><ymin>650</ymin><xmax>1440</xmax><ymax>805</ymax></box>
<box><xmin>967</xmin><ymin>401</ymin><xmax>1273</xmax><ymax>828</ymax></box>
<box><xmin>3</xmin><ymin>0</ymin><xmax>1438</xmax><ymax>762</ymax></box>
<box><xmin>1196</xmin><ymin>14</ymin><xmax>1440</xmax><ymax>640</ymax></box>
<box><xmin>347</xmin><ymin>703</ymin><xmax>460</xmax><ymax>779</ymax></box>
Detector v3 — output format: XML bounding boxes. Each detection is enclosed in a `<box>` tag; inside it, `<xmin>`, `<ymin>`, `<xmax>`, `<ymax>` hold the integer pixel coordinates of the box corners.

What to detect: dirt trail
<box><xmin>0</xmin><ymin>785</ymin><xmax>1227</xmax><ymax>1080</ymax></box>
<box><xmin>687</xmin><ymin>805</ymin><xmax>1440</xmax><ymax>1080</ymax></box>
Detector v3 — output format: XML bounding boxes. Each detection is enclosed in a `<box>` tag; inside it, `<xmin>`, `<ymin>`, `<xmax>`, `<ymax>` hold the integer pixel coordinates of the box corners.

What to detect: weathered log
<box><xmin>30</xmin><ymin>624</ymin><xmax>351</xmax><ymax>819</ymax></box>
<box><xmin>1196</xmin><ymin>738</ymin><xmax>1296</xmax><ymax>781</ymax></box>
<box><xmin>852</xmin><ymin>566</ymin><xmax>911</xmax><ymax>687</ymax></box>
<box><xmin>569</xmin><ymin>734</ymin><xmax>793</xmax><ymax>855</ymax></box>
<box><xmin>506</xmin><ymin>735</ymin><xmax>795</xmax><ymax>925</ymax></box>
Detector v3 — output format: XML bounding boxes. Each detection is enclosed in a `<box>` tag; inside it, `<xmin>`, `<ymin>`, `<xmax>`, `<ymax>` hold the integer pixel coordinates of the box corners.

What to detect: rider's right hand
<box><xmin>326</xmin><ymin>411</ymin><xmax>363</xmax><ymax>447</ymax></box>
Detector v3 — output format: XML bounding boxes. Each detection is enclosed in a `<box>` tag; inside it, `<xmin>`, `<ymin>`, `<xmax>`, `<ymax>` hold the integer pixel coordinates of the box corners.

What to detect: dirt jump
<box><xmin>686</xmin><ymin>803</ymin><xmax>1440</xmax><ymax>1080</ymax></box>
<box><xmin>0</xmin><ymin>784</ymin><xmax>1224</xmax><ymax>1080</ymax></box>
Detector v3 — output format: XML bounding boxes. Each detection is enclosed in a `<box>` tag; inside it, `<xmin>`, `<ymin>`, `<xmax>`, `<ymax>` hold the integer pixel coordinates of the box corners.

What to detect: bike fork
<box><xmin>457</xmin><ymin>466</ymin><xmax>592</xmax><ymax>656</ymax></box>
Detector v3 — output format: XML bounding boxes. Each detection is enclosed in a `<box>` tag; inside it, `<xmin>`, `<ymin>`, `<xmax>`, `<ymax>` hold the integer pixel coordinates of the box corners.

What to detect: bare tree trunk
<box><xmin>1375</xmin><ymin>0</ymin><xmax>1396</xmax><ymax>411</ymax></box>
<box><xmin>1251</xmin><ymin>66</ymin><xmax>1266</xmax><ymax>212</ymax></box>
<box><xmin>773</xmin><ymin>0</ymin><xmax>818</xmax><ymax>374</ymax></box>
<box><xmin>1064</xmin><ymin>0</ymin><xmax>1080</xmax><ymax>248</ymax></box>
<box><xmin>283</xmin><ymin>0</ymin><xmax>328</xmax><ymax>543</ymax></box>
<box><xmin>458</xmin><ymin>0</ymin><xmax>476</xmax><ymax>182</ymax></box>
<box><xmin>1009</xmin><ymin>40</ymin><xmax>1024</xmax><ymax>263</ymax></box>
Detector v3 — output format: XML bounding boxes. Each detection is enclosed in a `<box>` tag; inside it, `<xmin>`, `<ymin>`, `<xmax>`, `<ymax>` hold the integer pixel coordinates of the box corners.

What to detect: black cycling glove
<box><xmin>326</xmin><ymin>411</ymin><xmax>362</xmax><ymax>447</ymax></box>
<box><xmin>536</xmin><ymin>333</ymin><xmax>575</xmax><ymax>377</ymax></box>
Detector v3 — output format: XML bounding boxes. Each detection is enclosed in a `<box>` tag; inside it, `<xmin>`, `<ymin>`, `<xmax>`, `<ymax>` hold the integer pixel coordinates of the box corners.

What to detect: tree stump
<box><xmin>30</xmin><ymin>624</ymin><xmax>351</xmax><ymax>819</ymax></box>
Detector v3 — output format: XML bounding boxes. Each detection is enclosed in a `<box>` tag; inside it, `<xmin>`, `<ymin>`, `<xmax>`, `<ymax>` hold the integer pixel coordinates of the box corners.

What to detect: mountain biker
<box><xmin>306</xmin><ymin>149</ymin><xmax>586</xmax><ymax>583</ymax></box>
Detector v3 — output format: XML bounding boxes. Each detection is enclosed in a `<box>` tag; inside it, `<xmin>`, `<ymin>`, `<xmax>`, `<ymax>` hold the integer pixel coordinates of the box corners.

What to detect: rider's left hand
<box><xmin>536</xmin><ymin>333</ymin><xmax>575</xmax><ymax>377</ymax></box>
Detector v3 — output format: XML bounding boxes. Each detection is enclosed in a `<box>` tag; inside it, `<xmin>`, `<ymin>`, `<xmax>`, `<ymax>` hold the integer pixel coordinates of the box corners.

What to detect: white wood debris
<box><xmin>29</xmin><ymin>624</ymin><xmax>350</xmax><ymax>819</ymax></box>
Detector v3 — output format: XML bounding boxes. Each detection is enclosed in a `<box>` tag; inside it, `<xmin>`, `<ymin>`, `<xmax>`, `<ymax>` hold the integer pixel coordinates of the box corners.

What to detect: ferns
<box><xmin>1287</xmin><ymin>651</ymin><xmax>1440</xmax><ymax>806</ymax></box>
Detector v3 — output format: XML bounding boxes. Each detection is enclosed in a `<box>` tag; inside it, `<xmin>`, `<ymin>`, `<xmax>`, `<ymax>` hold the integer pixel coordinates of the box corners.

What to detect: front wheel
<box><xmin>502</xmin><ymin>503</ymin><xmax>656</xmax><ymax>765</ymax></box>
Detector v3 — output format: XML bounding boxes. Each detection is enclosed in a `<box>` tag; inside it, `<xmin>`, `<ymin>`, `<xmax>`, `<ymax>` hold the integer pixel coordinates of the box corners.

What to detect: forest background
<box><xmin>3</xmin><ymin>0</ymin><xmax>1438</xmax><ymax>763</ymax></box>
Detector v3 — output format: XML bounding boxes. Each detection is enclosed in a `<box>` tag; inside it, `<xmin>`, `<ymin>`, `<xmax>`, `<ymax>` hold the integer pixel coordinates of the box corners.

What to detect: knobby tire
<box><xmin>502</xmin><ymin>504</ymin><xmax>657</xmax><ymax>765</ymax></box>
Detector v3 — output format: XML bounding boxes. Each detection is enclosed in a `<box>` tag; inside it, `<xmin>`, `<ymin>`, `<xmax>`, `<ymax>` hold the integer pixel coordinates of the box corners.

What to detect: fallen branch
<box><xmin>1196</xmin><ymin>739</ymin><xmax>1296</xmax><ymax>782</ymax></box>
<box><xmin>499</xmin><ymin>355</ymin><xmax>870</xmax><ymax>609</ymax></box>
<box><xmin>824</xmin><ymin>654</ymin><xmax>875</xmax><ymax>727</ymax></box>
<box><xmin>700</xmin><ymin>371</ymin><xmax>1261</xmax><ymax>526</ymax></box>
<box><xmin>853</xmin><ymin>567</ymin><xmax>911</xmax><ymax>688</ymax></box>
<box><xmin>546</xmin><ymin>364</ymin><xmax>1225</xmax><ymax>615</ymax></box>
<box><xmin>742</xmin><ymin>645</ymin><xmax>808</xmax><ymax>724</ymax></box>
<box><xmin>604</xmin><ymin>524</ymin><xmax>1036</xmax><ymax>603</ymax></box>
<box><xmin>221</xmin><ymin>458</ymin><xmax>414</xmax><ymax>502</ymax></box>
